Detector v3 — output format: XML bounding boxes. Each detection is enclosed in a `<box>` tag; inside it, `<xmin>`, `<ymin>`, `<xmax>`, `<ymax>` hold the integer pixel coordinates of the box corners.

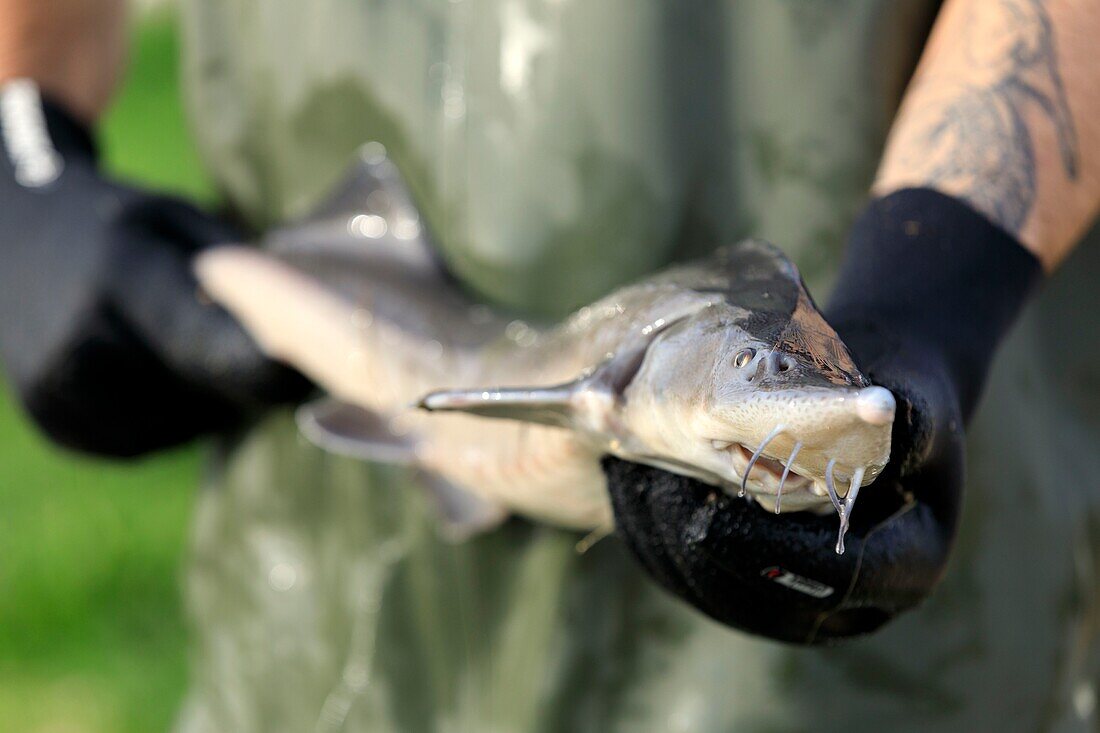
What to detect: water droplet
<box><xmin>505</xmin><ymin>320</ymin><xmax>526</xmax><ymax>339</ymax></box>
<box><xmin>393</xmin><ymin>215</ymin><xmax>421</xmax><ymax>241</ymax></box>
<box><xmin>444</xmin><ymin>98</ymin><xmax>466</xmax><ymax>119</ymax></box>
<box><xmin>350</xmin><ymin>213</ymin><xmax>388</xmax><ymax>239</ymax></box>
<box><xmin>685</xmin><ymin>502</ymin><xmax>717</xmax><ymax>544</ymax></box>
<box><xmin>505</xmin><ymin>320</ymin><xmax>537</xmax><ymax>345</ymax></box>
<box><xmin>360</xmin><ymin>141</ymin><xmax>387</xmax><ymax>164</ymax></box>
<box><xmin>268</xmin><ymin>563</ymin><xmax>298</xmax><ymax>591</ymax></box>
<box><xmin>343</xmin><ymin>663</ymin><xmax>370</xmax><ymax>691</ymax></box>
<box><xmin>442</xmin><ymin>81</ymin><xmax>466</xmax><ymax>120</ymax></box>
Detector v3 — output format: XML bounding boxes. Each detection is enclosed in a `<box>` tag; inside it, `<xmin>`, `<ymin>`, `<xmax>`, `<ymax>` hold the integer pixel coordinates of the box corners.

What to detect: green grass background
<box><xmin>0</xmin><ymin>11</ymin><xmax>213</xmax><ymax>732</ymax></box>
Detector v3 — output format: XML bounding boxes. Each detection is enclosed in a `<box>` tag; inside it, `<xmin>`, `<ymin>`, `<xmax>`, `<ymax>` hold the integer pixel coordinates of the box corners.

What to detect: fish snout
<box><xmin>704</xmin><ymin>385</ymin><xmax>895</xmax><ymax>473</ymax></box>
<box><xmin>855</xmin><ymin>386</ymin><xmax>895</xmax><ymax>426</ymax></box>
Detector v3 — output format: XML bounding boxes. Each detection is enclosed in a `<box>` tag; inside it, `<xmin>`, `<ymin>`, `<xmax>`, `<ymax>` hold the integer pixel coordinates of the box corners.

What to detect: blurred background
<box><xmin>0</xmin><ymin>4</ymin><xmax>209</xmax><ymax>731</ymax></box>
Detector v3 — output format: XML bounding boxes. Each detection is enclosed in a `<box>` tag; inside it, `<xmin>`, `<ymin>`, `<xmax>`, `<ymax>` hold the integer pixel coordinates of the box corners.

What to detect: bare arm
<box><xmin>0</xmin><ymin>0</ymin><xmax>128</xmax><ymax>123</ymax></box>
<box><xmin>875</xmin><ymin>0</ymin><xmax>1100</xmax><ymax>270</ymax></box>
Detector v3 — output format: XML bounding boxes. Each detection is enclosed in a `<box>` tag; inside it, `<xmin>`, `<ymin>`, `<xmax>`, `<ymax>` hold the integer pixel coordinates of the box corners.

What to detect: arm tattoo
<box><xmin>890</xmin><ymin>0</ymin><xmax>1079</xmax><ymax>235</ymax></box>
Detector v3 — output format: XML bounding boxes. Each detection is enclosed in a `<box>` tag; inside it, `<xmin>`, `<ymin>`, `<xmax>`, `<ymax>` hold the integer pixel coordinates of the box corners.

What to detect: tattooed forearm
<box><xmin>878</xmin><ymin>0</ymin><xmax>1078</xmax><ymax>237</ymax></box>
<box><xmin>877</xmin><ymin>0</ymin><xmax>1100</xmax><ymax>268</ymax></box>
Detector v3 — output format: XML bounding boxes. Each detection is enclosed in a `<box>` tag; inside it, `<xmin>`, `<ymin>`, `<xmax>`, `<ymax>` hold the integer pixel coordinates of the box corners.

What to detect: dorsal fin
<box><xmin>264</xmin><ymin>142</ymin><xmax>445</xmax><ymax>281</ymax></box>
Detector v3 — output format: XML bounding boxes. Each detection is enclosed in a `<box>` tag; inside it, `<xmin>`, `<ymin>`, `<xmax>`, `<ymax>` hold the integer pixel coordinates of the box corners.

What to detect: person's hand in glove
<box><xmin>605</xmin><ymin>190</ymin><xmax>1040</xmax><ymax>643</ymax></box>
<box><xmin>0</xmin><ymin>3</ymin><xmax>308</xmax><ymax>457</ymax></box>
<box><xmin>605</xmin><ymin>0</ymin><xmax>1100</xmax><ymax>643</ymax></box>
<box><xmin>0</xmin><ymin>80</ymin><xmax>309</xmax><ymax>456</ymax></box>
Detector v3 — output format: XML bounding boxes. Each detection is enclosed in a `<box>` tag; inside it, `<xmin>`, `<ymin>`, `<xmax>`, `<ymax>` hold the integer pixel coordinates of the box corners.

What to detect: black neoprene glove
<box><xmin>605</xmin><ymin>189</ymin><xmax>1042</xmax><ymax>643</ymax></box>
<box><xmin>0</xmin><ymin>80</ymin><xmax>309</xmax><ymax>457</ymax></box>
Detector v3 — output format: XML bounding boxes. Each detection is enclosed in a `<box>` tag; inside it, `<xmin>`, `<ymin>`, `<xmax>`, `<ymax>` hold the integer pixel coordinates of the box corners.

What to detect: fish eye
<box><xmin>734</xmin><ymin>348</ymin><xmax>756</xmax><ymax>368</ymax></box>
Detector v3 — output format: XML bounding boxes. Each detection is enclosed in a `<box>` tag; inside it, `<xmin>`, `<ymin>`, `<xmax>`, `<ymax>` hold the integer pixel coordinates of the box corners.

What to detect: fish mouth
<box><xmin>706</xmin><ymin>433</ymin><xmax>878</xmax><ymax>555</ymax></box>
<box><xmin>708</xmin><ymin>439</ymin><xmax>813</xmax><ymax>498</ymax></box>
<box><xmin>733</xmin><ymin>444</ymin><xmax>791</xmax><ymax>480</ymax></box>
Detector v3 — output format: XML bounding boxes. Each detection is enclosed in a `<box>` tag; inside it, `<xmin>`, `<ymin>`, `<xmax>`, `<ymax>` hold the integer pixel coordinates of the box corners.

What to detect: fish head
<box><xmin>620</xmin><ymin>281</ymin><xmax>895</xmax><ymax>514</ymax></box>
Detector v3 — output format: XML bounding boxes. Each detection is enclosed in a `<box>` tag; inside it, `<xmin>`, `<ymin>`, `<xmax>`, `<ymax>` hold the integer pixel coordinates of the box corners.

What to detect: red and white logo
<box><xmin>761</xmin><ymin>566</ymin><xmax>834</xmax><ymax>598</ymax></box>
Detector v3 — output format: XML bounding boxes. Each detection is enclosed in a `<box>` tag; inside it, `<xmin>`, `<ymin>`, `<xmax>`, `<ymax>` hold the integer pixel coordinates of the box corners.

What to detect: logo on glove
<box><xmin>760</xmin><ymin>566</ymin><xmax>834</xmax><ymax>598</ymax></box>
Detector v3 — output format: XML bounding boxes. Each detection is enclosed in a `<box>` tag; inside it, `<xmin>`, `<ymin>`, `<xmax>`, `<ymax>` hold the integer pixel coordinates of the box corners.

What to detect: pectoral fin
<box><xmin>418</xmin><ymin>384</ymin><xmax>583</xmax><ymax>429</ymax></box>
<box><xmin>417</xmin><ymin>336</ymin><xmax>652</xmax><ymax>432</ymax></box>
<box><xmin>298</xmin><ymin>398</ymin><xmax>507</xmax><ymax>539</ymax></box>
<box><xmin>296</xmin><ymin>398</ymin><xmax>417</xmax><ymax>464</ymax></box>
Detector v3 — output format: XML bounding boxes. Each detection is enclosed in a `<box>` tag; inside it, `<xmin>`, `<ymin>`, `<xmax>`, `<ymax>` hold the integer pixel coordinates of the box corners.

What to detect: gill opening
<box><xmin>600</xmin><ymin>313</ymin><xmax>697</xmax><ymax>399</ymax></box>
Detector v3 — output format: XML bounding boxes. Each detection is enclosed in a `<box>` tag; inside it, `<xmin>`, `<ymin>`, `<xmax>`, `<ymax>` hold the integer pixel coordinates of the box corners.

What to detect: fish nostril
<box><xmin>766</xmin><ymin>353</ymin><xmax>794</xmax><ymax>375</ymax></box>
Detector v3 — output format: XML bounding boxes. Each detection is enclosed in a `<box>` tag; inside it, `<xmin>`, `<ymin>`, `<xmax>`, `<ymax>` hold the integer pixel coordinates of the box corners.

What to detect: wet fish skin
<box><xmin>198</xmin><ymin>238</ymin><xmax>893</xmax><ymax>547</ymax></box>
<box><xmin>193</xmin><ymin>154</ymin><xmax>893</xmax><ymax>545</ymax></box>
<box><xmin>422</xmin><ymin>239</ymin><xmax>894</xmax><ymax>524</ymax></box>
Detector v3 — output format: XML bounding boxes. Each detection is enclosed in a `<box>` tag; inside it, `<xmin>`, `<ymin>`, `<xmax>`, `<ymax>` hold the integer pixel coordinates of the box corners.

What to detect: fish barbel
<box><xmin>194</xmin><ymin>151</ymin><xmax>894</xmax><ymax>552</ymax></box>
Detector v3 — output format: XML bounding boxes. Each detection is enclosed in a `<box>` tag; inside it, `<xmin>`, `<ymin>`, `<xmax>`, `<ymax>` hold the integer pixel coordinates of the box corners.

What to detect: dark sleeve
<box><xmin>0</xmin><ymin>79</ymin><xmax>307</xmax><ymax>456</ymax></box>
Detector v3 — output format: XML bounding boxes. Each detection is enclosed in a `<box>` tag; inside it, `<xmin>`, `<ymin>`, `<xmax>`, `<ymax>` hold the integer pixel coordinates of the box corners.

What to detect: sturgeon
<box><xmin>195</xmin><ymin>149</ymin><xmax>894</xmax><ymax>553</ymax></box>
